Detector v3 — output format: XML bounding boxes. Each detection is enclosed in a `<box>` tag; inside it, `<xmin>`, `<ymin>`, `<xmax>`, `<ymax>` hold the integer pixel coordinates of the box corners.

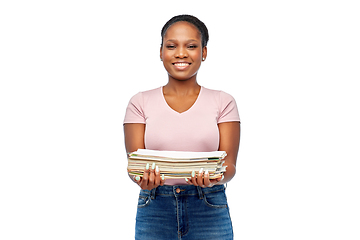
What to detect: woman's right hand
<box><xmin>133</xmin><ymin>163</ymin><xmax>165</xmax><ymax>190</ymax></box>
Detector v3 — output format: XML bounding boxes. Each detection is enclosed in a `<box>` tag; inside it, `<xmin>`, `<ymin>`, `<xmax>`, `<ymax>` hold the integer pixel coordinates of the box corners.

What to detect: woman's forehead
<box><xmin>164</xmin><ymin>21</ymin><xmax>201</xmax><ymax>41</ymax></box>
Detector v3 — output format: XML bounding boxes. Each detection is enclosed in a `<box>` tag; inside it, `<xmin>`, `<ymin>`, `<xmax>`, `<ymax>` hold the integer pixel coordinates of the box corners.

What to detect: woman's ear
<box><xmin>202</xmin><ymin>46</ymin><xmax>207</xmax><ymax>61</ymax></box>
<box><xmin>160</xmin><ymin>46</ymin><xmax>163</xmax><ymax>61</ymax></box>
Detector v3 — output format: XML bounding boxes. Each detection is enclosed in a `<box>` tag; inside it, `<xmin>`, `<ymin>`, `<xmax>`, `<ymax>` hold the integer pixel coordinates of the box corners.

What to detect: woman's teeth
<box><xmin>174</xmin><ymin>63</ymin><xmax>189</xmax><ymax>66</ymax></box>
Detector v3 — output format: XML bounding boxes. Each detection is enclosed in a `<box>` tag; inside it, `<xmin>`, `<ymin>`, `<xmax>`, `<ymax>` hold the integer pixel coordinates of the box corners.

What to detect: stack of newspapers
<box><xmin>127</xmin><ymin>149</ymin><xmax>227</xmax><ymax>179</ymax></box>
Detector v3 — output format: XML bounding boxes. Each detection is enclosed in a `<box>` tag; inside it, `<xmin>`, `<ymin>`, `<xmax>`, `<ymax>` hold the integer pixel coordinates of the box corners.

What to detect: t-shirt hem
<box><xmin>123</xmin><ymin>121</ymin><xmax>146</xmax><ymax>125</ymax></box>
<box><xmin>217</xmin><ymin>119</ymin><xmax>241</xmax><ymax>124</ymax></box>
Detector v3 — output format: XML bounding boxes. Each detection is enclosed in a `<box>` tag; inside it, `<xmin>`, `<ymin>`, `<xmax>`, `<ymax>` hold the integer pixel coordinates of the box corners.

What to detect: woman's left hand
<box><xmin>185</xmin><ymin>168</ymin><xmax>224</xmax><ymax>188</ymax></box>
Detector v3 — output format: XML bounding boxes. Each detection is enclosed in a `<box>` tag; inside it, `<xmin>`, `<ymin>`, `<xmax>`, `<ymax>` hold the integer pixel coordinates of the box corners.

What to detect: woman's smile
<box><xmin>172</xmin><ymin>61</ymin><xmax>191</xmax><ymax>70</ymax></box>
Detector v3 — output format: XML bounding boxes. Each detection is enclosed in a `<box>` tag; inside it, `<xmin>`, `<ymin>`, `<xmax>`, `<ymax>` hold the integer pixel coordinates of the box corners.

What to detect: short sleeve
<box><xmin>217</xmin><ymin>91</ymin><xmax>241</xmax><ymax>124</ymax></box>
<box><xmin>123</xmin><ymin>92</ymin><xmax>146</xmax><ymax>124</ymax></box>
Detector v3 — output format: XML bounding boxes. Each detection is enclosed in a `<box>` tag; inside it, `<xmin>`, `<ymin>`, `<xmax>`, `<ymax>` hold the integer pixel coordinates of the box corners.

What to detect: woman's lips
<box><xmin>172</xmin><ymin>62</ymin><xmax>191</xmax><ymax>71</ymax></box>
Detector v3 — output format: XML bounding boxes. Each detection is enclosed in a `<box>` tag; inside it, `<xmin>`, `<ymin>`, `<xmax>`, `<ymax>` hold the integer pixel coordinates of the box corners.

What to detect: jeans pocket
<box><xmin>203</xmin><ymin>190</ymin><xmax>228</xmax><ymax>209</ymax></box>
<box><xmin>137</xmin><ymin>190</ymin><xmax>151</xmax><ymax>208</ymax></box>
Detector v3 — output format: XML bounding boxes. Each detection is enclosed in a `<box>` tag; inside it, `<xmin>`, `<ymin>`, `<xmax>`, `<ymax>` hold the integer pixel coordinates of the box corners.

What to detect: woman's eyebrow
<box><xmin>165</xmin><ymin>39</ymin><xmax>199</xmax><ymax>43</ymax></box>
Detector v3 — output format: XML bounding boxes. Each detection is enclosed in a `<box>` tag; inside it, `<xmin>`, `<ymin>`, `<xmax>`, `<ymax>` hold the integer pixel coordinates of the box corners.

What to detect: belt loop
<box><xmin>150</xmin><ymin>188</ymin><xmax>156</xmax><ymax>200</ymax></box>
<box><xmin>196</xmin><ymin>186</ymin><xmax>204</xmax><ymax>199</ymax></box>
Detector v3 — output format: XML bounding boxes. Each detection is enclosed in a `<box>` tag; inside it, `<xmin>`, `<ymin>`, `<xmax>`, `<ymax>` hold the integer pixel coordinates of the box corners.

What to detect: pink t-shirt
<box><xmin>124</xmin><ymin>86</ymin><xmax>240</xmax><ymax>185</ymax></box>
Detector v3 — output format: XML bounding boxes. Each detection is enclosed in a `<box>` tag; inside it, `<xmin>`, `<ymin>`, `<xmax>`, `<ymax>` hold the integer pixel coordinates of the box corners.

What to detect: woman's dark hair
<box><xmin>161</xmin><ymin>14</ymin><xmax>209</xmax><ymax>47</ymax></box>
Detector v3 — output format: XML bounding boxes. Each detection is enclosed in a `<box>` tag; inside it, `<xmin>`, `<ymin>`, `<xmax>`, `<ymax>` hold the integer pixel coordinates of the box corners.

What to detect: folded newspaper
<box><xmin>127</xmin><ymin>149</ymin><xmax>227</xmax><ymax>179</ymax></box>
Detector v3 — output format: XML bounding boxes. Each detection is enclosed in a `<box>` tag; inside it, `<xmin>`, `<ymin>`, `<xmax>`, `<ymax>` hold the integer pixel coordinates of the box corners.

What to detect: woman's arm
<box><xmin>217</xmin><ymin>121</ymin><xmax>241</xmax><ymax>184</ymax></box>
<box><xmin>124</xmin><ymin>123</ymin><xmax>164</xmax><ymax>190</ymax></box>
<box><xmin>124</xmin><ymin>123</ymin><xmax>146</xmax><ymax>153</ymax></box>
<box><xmin>188</xmin><ymin>121</ymin><xmax>241</xmax><ymax>187</ymax></box>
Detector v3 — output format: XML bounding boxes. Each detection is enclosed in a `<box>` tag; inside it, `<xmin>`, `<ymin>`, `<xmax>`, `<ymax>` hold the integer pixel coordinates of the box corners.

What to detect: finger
<box><xmin>191</xmin><ymin>170</ymin><xmax>198</xmax><ymax>186</ymax></box>
<box><xmin>203</xmin><ymin>170</ymin><xmax>212</xmax><ymax>187</ymax></box>
<box><xmin>197</xmin><ymin>168</ymin><xmax>204</xmax><ymax>187</ymax></box>
<box><xmin>160</xmin><ymin>174</ymin><xmax>165</xmax><ymax>186</ymax></box>
<box><xmin>140</xmin><ymin>163</ymin><xmax>150</xmax><ymax>188</ymax></box>
<box><xmin>208</xmin><ymin>175</ymin><xmax>224</xmax><ymax>187</ymax></box>
<box><xmin>134</xmin><ymin>175</ymin><xmax>142</xmax><ymax>185</ymax></box>
<box><xmin>149</xmin><ymin>163</ymin><xmax>156</xmax><ymax>185</ymax></box>
<box><xmin>154</xmin><ymin>165</ymin><xmax>160</xmax><ymax>186</ymax></box>
<box><xmin>215</xmin><ymin>175</ymin><xmax>224</xmax><ymax>182</ymax></box>
<box><xmin>185</xmin><ymin>177</ymin><xmax>194</xmax><ymax>185</ymax></box>
<box><xmin>210</xmin><ymin>179</ymin><xmax>218</xmax><ymax>185</ymax></box>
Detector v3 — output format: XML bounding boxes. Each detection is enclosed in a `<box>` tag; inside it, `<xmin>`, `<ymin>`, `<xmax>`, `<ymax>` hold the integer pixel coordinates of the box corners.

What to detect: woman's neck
<box><xmin>164</xmin><ymin>76</ymin><xmax>200</xmax><ymax>96</ymax></box>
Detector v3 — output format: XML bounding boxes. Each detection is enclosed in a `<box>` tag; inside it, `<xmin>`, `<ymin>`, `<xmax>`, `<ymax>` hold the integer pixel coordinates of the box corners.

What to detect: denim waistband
<box><xmin>142</xmin><ymin>184</ymin><xmax>226</xmax><ymax>200</ymax></box>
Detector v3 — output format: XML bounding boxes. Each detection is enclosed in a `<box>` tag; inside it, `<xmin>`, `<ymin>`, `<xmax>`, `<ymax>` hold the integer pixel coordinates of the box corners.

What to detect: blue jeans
<box><xmin>135</xmin><ymin>184</ymin><xmax>233</xmax><ymax>240</ymax></box>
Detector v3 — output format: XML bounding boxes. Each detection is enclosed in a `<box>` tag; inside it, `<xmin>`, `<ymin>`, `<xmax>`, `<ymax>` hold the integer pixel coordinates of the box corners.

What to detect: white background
<box><xmin>1</xmin><ymin>1</ymin><xmax>359</xmax><ymax>239</ymax></box>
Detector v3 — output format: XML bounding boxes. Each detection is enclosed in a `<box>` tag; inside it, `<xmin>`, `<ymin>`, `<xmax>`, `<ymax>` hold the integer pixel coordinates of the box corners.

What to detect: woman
<box><xmin>124</xmin><ymin>15</ymin><xmax>240</xmax><ymax>240</ymax></box>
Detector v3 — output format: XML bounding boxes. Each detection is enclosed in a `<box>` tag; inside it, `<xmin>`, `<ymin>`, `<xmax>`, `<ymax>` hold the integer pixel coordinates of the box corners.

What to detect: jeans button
<box><xmin>176</xmin><ymin>188</ymin><xmax>181</xmax><ymax>193</ymax></box>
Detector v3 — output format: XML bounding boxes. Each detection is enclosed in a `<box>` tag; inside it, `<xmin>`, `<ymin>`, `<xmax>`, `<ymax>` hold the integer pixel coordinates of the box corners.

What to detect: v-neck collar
<box><xmin>161</xmin><ymin>86</ymin><xmax>203</xmax><ymax>115</ymax></box>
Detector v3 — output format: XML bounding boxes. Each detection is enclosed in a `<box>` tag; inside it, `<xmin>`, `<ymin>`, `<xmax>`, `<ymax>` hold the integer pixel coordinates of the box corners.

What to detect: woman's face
<box><xmin>160</xmin><ymin>21</ymin><xmax>207</xmax><ymax>81</ymax></box>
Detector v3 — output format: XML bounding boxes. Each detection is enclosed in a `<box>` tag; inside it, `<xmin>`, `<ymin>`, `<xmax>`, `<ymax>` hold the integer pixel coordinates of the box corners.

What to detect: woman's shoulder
<box><xmin>201</xmin><ymin>86</ymin><xmax>237</xmax><ymax>101</ymax></box>
<box><xmin>132</xmin><ymin>87</ymin><xmax>161</xmax><ymax>96</ymax></box>
<box><xmin>201</xmin><ymin>86</ymin><xmax>240</xmax><ymax>122</ymax></box>
<box><xmin>141</xmin><ymin>87</ymin><xmax>162</xmax><ymax>94</ymax></box>
<box><xmin>129</xmin><ymin>87</ymin><xmax>161</xmax><ymax>101</ymax></box>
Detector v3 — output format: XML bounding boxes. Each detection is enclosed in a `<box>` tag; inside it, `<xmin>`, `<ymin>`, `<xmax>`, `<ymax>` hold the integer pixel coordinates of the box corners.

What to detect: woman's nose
<box><xmin>175</xmin><ymin>46</ymin><xmax>188</xmax><ymax>58</ymax></box>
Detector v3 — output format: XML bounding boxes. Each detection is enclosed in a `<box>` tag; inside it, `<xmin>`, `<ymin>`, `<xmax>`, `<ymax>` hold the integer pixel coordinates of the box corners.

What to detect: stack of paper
<box><xmin>127</xmin><ymin>149</ymin><xmax>227</xmax><ymax>179</ymax></box>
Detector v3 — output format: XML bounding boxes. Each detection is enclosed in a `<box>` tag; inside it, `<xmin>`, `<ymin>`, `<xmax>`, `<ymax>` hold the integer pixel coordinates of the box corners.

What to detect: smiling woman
<box><xmin>161</xmin><ymin>20</ymin><xmax>207</xmax><ymax>82</ymax></box>
<box><xmin>124</xmin><ymin>14</ymin><xmax>240</xmax><ymax>240</ymax></box>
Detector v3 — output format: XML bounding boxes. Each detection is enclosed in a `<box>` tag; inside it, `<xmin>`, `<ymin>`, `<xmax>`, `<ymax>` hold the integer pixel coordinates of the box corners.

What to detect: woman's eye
<box><xmin>166</xmin><ymin>45</ymin><xmax>175</xmax><ymax>49</ymax></box>
<box><xmin>188</xmin><ymin>45</ymin><xmax>198</xmax><ymax>49</ymax></box>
